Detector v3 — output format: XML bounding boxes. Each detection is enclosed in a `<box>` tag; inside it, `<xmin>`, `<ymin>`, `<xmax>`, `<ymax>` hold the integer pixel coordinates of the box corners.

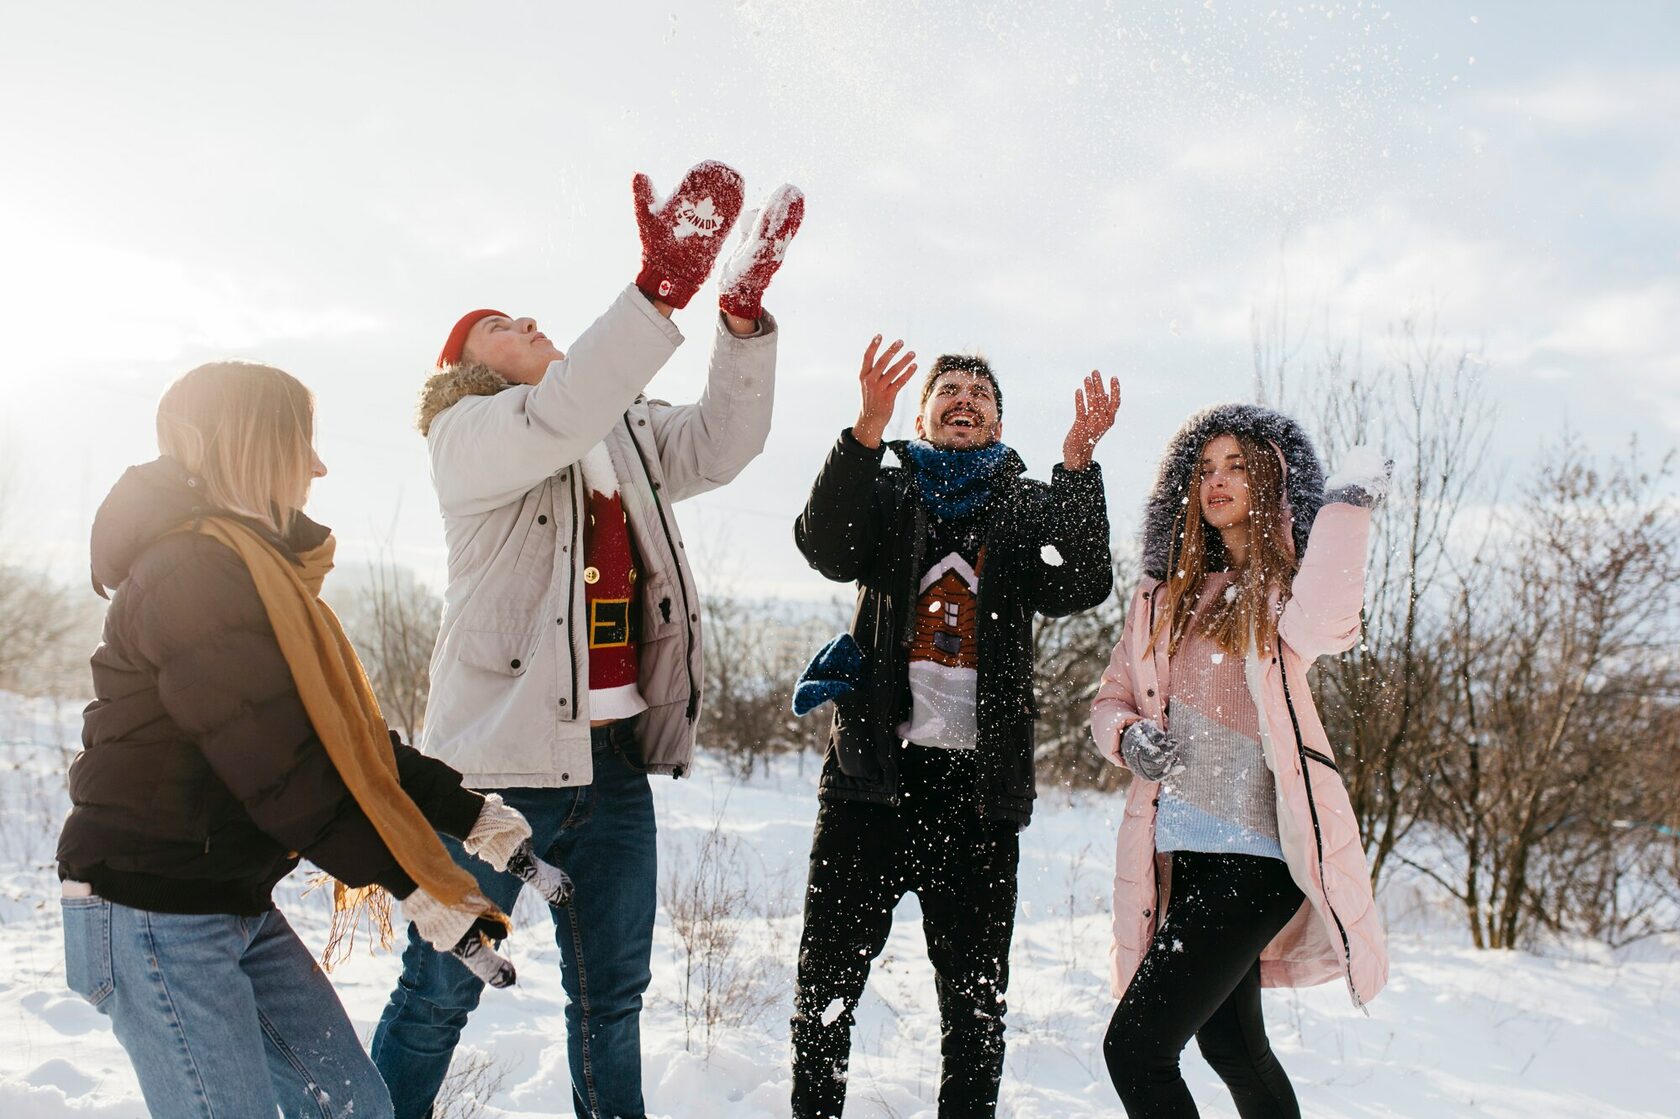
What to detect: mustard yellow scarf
<box><xmin>183</xmin><ymin>517</ymin><xmax>503</xmax><ymax>958</ymax></box>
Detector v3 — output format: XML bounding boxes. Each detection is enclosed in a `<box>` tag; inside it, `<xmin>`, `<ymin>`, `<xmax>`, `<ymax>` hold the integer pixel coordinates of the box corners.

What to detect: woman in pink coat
<box><xmin>1091</xmin><ymin>403</ymin><xmax>1390</xmax><ymax>1117</ymax></box>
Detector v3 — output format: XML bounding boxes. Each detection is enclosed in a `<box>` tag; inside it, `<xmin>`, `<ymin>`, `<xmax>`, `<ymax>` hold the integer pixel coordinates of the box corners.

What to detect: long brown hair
<box><xmin>1149</xmin><ymin>430</ymin><xmax>1298</xmax><ymax>658</ymax></box>
<box><xmin>156</xmin><ymin>362</ymin><xmax>316</xmax><ymax>534</ymax></box>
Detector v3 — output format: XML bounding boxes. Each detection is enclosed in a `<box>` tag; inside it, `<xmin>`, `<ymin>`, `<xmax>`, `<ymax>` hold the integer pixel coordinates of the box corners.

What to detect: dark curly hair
<box><xmin>918</xmin><ymin>354</ymin><xmax>1003</xmax><ymax>419</ymax></box>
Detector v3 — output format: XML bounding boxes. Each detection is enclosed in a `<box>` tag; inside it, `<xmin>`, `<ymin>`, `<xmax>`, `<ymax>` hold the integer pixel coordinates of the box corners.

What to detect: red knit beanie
<box><xmin>436</xmin><ymin>309</ymin><xmax>509</xmax><ymax>368</ymax></box>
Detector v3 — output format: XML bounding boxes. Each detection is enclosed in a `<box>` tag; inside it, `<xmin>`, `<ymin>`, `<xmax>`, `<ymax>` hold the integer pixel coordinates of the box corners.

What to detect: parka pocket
<box><xmin>828</xmin><ymin>697</ymin><xmax>883</xmax><ymax>781</ymax></box>
<box><xmin>456</xmin><ymin>629</ymin><xmax>539</xmax><ymax>677</ymax></box>
<box><xmin>638</xmin><ymin>573</ymin><xmax>681</xmax><ymax>639</ymax></box>
<box><xmin>61</xmin><ymin>897</ymin><xmax>115</xmax><ymax>1009</ymax></box>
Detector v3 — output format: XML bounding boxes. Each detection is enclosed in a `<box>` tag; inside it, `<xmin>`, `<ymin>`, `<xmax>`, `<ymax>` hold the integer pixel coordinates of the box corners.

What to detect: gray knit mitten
<box><xmin>1324</xmin><ymin>445</ymin><xmax>1394</xmax><ymax>509</ymax></box>
<box><xmin>1121</xmin><ymin>720</ymin><xmax>1181</xmax><ymax>782</ymax></box>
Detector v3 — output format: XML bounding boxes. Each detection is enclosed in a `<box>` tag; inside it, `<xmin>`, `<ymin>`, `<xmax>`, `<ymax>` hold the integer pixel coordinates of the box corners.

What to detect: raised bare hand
<box><xmin>853</xmin><ymin>335</ymin><xmax>918</xmax><ymax>449</ymax></box>
<box><xmin>1063</xmin><ymin>370</ymin><xmax>1121</xmax><ymax>470</ymax></box>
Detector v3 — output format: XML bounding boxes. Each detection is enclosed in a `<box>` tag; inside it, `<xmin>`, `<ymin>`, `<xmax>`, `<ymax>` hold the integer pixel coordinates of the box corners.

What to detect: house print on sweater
<box><xmin>898</xmin><ymin>550</ymin><xmax>983</xmax><ymax>750</ymax></box>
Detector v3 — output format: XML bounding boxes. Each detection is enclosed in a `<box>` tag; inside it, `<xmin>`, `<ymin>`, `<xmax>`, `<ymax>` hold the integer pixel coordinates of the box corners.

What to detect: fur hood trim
<box><xmin>1139</xmin><ymin>402</ymin><xmax>1326</xmax><ymax>580</ymax></box>
<box><xmin>416</xmin><ymin>361</ymin><xmax>510</xmax><ymax>436</ymax></box>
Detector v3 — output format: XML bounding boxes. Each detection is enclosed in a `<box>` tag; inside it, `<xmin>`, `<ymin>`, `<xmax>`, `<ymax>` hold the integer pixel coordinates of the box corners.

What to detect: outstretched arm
<box><xmin>1030</xmin><ymin>371</ymin><xmax>1120</xmax><ymax>616</ymax></box>
<box><xmin>134</xmin><ymin>545</ymin><xmax>430</xmax><ymax>897</ymax></box>
<box><xmin>642</xmin><ymin>313</ymin><xmax>779</xmax><ymax>503</ymax></box>
<box><xmin>1027</xmin><ymin>462</ymin><xmax>1113</xmax><ymax>617</ymax></box>
<box><xmin>1277</xmin><ymin>448</ymin><xmax>1388</xmax><ymax>661</ymax></box>
<box><xmin>1062</xmin><ymin>371</ymin><xmax>1121</xmax><ymax>472</ymax></box>
<box><xmin>432</xmin><ymin>162</ymin><xmax>750</xmax><ymax>516</ymax></box>
<box><xmin>429</xmin><ymin>289</ymin><xmax>682</xmax><ymax>516</ymax></box>
<box><xmin>645</xmin><ymin>185</ymin><xmax>805</xmax><ymax>502</ymax></box>
<box><xmin>793</xmin><ymin>336</ymin><xmax>918</xmax><ymax>583</ymax></box>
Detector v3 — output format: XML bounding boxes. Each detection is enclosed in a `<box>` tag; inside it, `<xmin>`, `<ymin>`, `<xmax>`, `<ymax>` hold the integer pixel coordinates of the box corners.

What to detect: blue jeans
<box><xmin>61</xmin><ymin>897</ymin><xmax>392</xmax><ymax>1118</ymax></box>
<box><xmin>372</xmin><ymin>721</ymin><xmax>657</xmax><ymax>1119</ymax></box>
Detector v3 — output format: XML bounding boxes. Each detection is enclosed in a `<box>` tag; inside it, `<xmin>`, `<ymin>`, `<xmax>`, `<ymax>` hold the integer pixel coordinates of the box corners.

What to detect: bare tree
<box><xmin>334</xmin><ymin>553</ymin><xmax>442</xmax><ymax>739</ymax></box>
<box><xmin>694</xmin><ymin>529</ymin><xmax>850</xmax><ymax>775</ymax></box>
<box><xmin>0</xmin><ymin>460</ymin><xmax>102</xmax><ymax>699</ymax></box>
<box><xmin>1033</xmin><ymin>553</ymin><xmax>1135</xmax><ymax>792</ymax></box>
<box><xmin>0</xmin><ymin>565</ymin><xmax>83</xmax><ymax>692</ymax></box>
<box><xmin>698</xmin><ymin>584</ymin><xmax>806</xmax><ymax>776</ymax></box>
<box><xmin>661</xmin><ymin>807</ymin><xmax>777</xmax><ymax>1054</ymax></box>
<box><xmin>1416</xmin><ymin>435</ymin><xmax>1680</xmax><ymax>948</ymax></box>
<box><xmin>431</xmin><ymin>1048</ymin><xmax>512</xmax><ymax>1119</ymax></box>
<box><xmin>1256</xmin><ymin>311</ymin><xmax>1495</xmax><ymax>886</ymax></box>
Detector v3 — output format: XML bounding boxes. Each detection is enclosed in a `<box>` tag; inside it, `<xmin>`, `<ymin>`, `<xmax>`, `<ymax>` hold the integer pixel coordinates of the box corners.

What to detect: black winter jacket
<box><xmin>794</xmin><ymin>431</ymin><xmax>1113</xmax><ymax>827</ymax></box>
<box><xmin>56</xmin><ymin>457</ymin><xmax>484</xmax><ymax>916</ymax></box>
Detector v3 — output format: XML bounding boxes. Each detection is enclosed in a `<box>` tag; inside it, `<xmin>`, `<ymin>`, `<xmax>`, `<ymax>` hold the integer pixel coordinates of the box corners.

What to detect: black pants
<box><xmin>1104</xmin><ymin>851</ymin><xmax>1306</xmax><ymax>1118</ymax></box>
<box><xmin>791</xmin><ymin>746</ymin><xmax>1020</xmax><ymax>1118</ymax></box>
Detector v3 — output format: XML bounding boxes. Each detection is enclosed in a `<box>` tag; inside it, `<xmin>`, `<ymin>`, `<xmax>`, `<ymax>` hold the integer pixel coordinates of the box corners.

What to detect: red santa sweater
<box><xmin>579</xmin><ymin>443</ymin><xmax>646</xmax><ymax>721</ymax></box>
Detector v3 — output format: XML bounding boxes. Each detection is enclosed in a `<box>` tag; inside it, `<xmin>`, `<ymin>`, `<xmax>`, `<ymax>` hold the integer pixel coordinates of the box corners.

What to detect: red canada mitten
<box><xmin>632</xmin><ymin>160</ymin><xmax>744</xmax><ymax>309</ymax></box>
<box><xmin>718</xmin><ymin>184</ymin><xmax>805</xmax><ymax>321</ymax></box>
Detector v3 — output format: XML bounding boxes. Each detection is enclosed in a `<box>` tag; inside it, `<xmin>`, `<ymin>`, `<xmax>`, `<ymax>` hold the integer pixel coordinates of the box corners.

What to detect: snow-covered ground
<box><xmin>1</xmin><ymin>693</ymin><xmax>1676</xmax><ymax>1118</ymax></box>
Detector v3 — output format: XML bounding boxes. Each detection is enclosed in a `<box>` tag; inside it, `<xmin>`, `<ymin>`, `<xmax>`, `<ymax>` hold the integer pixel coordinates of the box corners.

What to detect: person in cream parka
<box><xmin>373</xmin><ymin>161</ymin><xmax>803</xmax><ymax>1119</ymax></box>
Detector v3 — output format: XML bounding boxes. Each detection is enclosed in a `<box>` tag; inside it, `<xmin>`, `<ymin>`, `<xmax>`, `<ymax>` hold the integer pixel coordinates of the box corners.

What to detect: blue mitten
<box><xmin>793</xmin><ymin>633</ymin><xmax>866</xmax><ymax>716</ymax></box>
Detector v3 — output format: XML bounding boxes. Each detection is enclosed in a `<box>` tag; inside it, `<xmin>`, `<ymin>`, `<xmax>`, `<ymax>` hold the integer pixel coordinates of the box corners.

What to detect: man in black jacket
<box><xmin>789</xmin><ymin>339</ymin><xmax>1120</xmax><ymax>1118</ymax></box>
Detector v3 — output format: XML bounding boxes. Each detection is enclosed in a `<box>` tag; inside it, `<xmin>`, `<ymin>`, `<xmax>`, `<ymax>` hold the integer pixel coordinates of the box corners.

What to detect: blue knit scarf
<box><xmin>903</xmin><ymin>439</ymin><xmax>1015</xmax><ymax>520</ymax></box>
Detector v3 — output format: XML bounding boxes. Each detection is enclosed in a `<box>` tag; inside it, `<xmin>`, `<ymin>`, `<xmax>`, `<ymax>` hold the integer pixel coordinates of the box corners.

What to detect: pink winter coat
<box><xmin>1091</xmin><ymin>501</ymin><xmax>1389</xmax><ymax>1009</ymax></box>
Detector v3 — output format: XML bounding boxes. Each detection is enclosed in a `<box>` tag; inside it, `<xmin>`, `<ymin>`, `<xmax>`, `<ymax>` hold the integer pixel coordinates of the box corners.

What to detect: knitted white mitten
<box><xmin>1121</xmin><ymin>720</ymin><xmax>1181</xmax><ymax>782</ymax></box>
<box><xmin>462</xmin><ymin>794</ymin><xmax>532</xmax><ymax>872</ymax></box>
<box><xmin>402</xmin><ymin>889</ymin><xmax>516</xmax><ymax>989</ymax></box>
<box><xmin>403</xmin><ymin>888</ymin><xmax>481</xmax><ymax>952</ymax></box>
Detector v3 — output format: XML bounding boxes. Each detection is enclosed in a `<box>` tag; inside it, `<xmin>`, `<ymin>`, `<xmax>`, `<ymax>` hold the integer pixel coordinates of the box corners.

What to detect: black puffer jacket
<box><xmin>56</xmin><ymin>457</ymin><xmax>484</xmax><ymax>916</ymax></box>
<box><xmin>794</xmin><ymin>431</ymin><xmax>1113</xmax><ymax>827</ymax></box>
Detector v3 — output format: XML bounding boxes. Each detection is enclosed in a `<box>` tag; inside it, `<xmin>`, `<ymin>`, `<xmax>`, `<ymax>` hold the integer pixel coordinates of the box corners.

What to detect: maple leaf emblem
<box><xmin>672</xmin><ymin>196</ymin><xmax>725</xmax><ymax>240</ymax></box>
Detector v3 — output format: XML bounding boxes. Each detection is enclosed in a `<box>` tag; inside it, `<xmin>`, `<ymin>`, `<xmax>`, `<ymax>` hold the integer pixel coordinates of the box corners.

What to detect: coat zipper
<box><xmin>887</xmin><ymin>480</ymin><xmax>927</xmax><ymax>809</ymax></box>
<box><xmin>566</xmin><ymin>474</ymin><xmax>580</xmax><ymax>713</ymax></box>
<box><xmin>1144</xmin><ymin>583</ymin><xmax>1164</xmax><ymax>936</ymax></box>
<box><xmin>1277</xmin><ymin>654</ymin><xmax>1362</xmax><ymax>1008</ymax></box>
<box><xmin>624</xmin><ymin>417</ymin><xmax>700</xmax><ymax>726</ymax></box>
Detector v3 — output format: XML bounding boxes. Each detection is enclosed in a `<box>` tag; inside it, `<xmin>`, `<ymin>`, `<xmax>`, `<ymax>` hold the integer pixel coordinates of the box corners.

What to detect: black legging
<box><xmin>1104</xmin><ymin>851</ymin><xmax>1306</xmax><ymax>1118</ymax></box>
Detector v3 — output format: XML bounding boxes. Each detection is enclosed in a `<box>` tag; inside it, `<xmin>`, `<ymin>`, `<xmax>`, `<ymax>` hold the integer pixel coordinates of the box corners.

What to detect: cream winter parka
<box><xmin>1091</xmin><ymin>403</ymin><xmax>1389</xmax><ymax>1010</ymax></box>
<box><xmin>416</xmin><ymin>285</ymin><xmax>776</xmax><ymax>789</ymax></box>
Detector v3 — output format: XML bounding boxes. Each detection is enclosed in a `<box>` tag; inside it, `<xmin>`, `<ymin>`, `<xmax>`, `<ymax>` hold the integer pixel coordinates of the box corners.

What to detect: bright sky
<box><xmin>2</xmin><ymin>1</ymin><xmax>1676</xmax><ymax>597</ymax></box>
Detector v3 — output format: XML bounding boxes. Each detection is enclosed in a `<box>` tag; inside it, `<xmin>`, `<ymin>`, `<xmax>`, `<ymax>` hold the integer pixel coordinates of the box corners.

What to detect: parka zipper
<box><xmin>1277</xmin><ymin>654</ymin><xmax>1362</xmax><ymax>1009</ymax></box>
<box><xmin>1144</xmin><ymin>583</ymin><xmax>1164</xmax><ymax>936</ymax></box>
<box><xmin>623</xmin><ymin>417</ymin><xmax>700</xmax><ymax>728</ymax></box>
<box><xmin>566</xmin><ymin>474</ymin><xmax>580</xmax><ymax>714</ymax></box>
<box><xmin>888</xmin><ymin>481</ymin><xmax>928</xmax><ymax>809</ymax></box>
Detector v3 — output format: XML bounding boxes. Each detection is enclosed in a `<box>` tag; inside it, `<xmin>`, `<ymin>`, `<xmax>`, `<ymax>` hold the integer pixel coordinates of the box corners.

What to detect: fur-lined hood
<box><xmin>416</xmin><ymin>361</ymin><xmax>510</xmax><ymax>436</ymax></box>
<box><xmin>1139</xmin><ymin>402</ymin><xmax>1326</xmax><ymax>580</ymax></box>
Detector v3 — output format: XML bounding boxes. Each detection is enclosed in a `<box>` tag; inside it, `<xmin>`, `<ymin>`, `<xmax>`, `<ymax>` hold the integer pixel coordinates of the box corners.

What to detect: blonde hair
<box><xmin>156</xmin><ymin>362</ymin><xmax>316</xmax><ymax>534</ymax></box>
<box><xmin>1149</xmin><ymin>430</ymin><xmax>1298</xmax><ymax>659</ymax></box>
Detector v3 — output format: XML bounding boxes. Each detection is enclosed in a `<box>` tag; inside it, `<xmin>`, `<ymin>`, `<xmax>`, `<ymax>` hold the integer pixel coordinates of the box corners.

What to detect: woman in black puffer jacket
<box><xmin>56</xmin><ymin>361</ymin><xmax>538</xmax><ymax>1119</ymax></box>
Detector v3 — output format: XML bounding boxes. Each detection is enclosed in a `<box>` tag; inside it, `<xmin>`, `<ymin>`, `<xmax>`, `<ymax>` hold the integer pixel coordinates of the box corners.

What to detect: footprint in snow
<box><xmin>26</xmin><ymin>1057</ymin><xmax>100</xmax><ymax>1097</ymax></box>
<box><xmin>20</xmin><ymin>989</ymin><xmax>106</xmax><ymax>1036</ymax></box>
